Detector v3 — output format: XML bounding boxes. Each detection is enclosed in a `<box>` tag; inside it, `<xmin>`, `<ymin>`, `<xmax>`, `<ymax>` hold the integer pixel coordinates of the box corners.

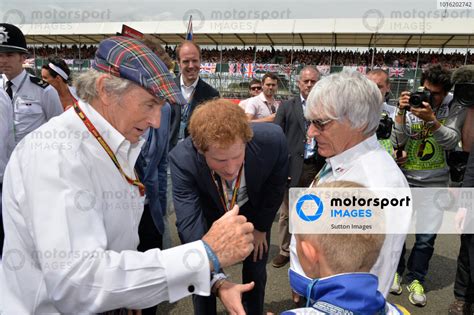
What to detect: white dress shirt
<box><xmin>0</xmin><ymin>90</ymin><xmax>15</xmax><ymax>183</ymax></box>
<box><xmin>180</xmin><ymin>76</ymin><xmax>199</xmax><ymax>102</ymax></box>
<box><xmin>289</xmin><ymin>135</ymin><xmax>410</xmax><ymax>297</ymax></box>
<box><xmin>2</xmin><ymin>100</ymin><xmax>210</xmax><ymax>313</ymax></box>
<box><xmin>1</xmin><ymin>70</ymin><xmax>63</xmax><ymax>144</ymax></box>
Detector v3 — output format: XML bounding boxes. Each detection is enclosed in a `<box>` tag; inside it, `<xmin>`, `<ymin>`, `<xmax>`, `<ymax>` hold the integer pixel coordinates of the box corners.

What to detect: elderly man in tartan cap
<box><xmin>1</xmin><ymin>36</ymin><xmax>254</xmax><ymax>313</ymax></box>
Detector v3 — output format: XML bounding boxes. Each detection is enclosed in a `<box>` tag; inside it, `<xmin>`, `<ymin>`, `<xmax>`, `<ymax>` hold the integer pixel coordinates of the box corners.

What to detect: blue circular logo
<box><xmin>296</xmin><ymin>194</ymin><xmax>324</xmax><ymax>222</ymax></box>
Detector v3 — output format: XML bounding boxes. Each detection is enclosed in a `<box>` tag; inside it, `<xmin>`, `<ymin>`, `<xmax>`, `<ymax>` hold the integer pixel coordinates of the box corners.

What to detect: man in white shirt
<box><xmin>0</xmin><ymin>23</ymin><xmax>63</xmax><ymax>144</ymax></box>
<box><xmin>169</xmin><ymin>40</ymin><xmax>220</xmax><ymax>149</ymax></box>
<box><xmin>289</xmin><ymin>70</ymin><xmax>410</xmax><ymax>301</ymax></box>
<box><xmin>0</xmin><ymin>89</ymin><xmax>15</xmax><ymax>256</ymax></box>
<box><xmin>1</xmin><ymin>36</ymin><xmax>254</xmax><ymax>314</ymax></box>
<box><xmin>239</xmin><ymin>78</ymin><xmax>262</xmax><ymax>110</ymax></box>
<box><xmin>245</xmin><ymin>73</ymin><xmax>280</xmax><ymax>122</ymax></box>
<box><xmin>367</xmin><ymin>69</ymin><xmax>396</xmax><ymax>119</ymax></box>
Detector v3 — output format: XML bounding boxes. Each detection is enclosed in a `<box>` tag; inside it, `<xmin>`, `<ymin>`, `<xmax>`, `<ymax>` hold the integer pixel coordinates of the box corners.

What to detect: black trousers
<box><xmin>454</xmin><ymin>234</ymin><xmax>474</xmax><ymax>303</ymax></box>
<box><xmin>192</xmin><ymin>231</ymin><xmax>271</xmax><ymax>315</ymax></box>
<box><xmin>137</xmin><ymin>204</ymin><xmax>163</xmax><ymax>315</ymax></box>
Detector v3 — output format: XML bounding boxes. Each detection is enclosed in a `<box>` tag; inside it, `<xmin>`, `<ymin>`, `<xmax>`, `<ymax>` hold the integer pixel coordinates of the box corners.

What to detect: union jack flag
<box><xmin>244</xmin><ymin>63</ymin><xmax>255</xmax><ymax>78</ymax></box>
<box><xmin>228</xmin><ymin>63</ymin><xmax>235</xmax><ymax>75</ymax></box>
<box><xmin>389</xmin><ymin>67</ymin><xmax>405</xmax><ymax>78</ymax></box>
<box><xmin>228</xmin><ymin>63</ymin><xmax>242</xmax><ymax>76</ymax></box>
<box><xmin>254</xmin><ymin>63</ymin><xmax>267</xmax><ymax>72</ymax></box>
<box><xmin>200</xmin><ymin>63</ymin><xmax>216</xmax><ymax>74</ymax></box>
<box><xmin>266</xmin><ymin>64</ymin><xmax>278</xmax><ymax>72</ymax></box>
<box><xmin>235</xmin><ymin>63</ymin><xmax>242</xmax><ymax>75</ymax></box>
<box><xmin>186</xmin><ymin>15</ymin><xmax>193</xmax><ymax>40</ymax></box>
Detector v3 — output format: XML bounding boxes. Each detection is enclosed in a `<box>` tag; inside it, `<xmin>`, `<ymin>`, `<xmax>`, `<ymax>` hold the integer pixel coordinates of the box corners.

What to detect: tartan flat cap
<box><xmin>93</xmin><ymin>36</ymin><xmax>186</xmax><ymax>105</ymax></box>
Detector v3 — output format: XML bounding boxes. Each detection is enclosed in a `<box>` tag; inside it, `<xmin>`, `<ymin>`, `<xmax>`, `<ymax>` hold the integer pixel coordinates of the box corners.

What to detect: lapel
<box><xmin>293</xmin><ymin>96</ymin><xmax>307</xmax><ymax>135</ymax></box>
<box><xmin>243</xmin><ymin>139</ymin><xmax>261</xmax><ymax>202</ymax></box>
<box><xmin>189</xmin><ymin>78</ymin><xmax>202</xmax><ymax>110</ymax></box>
<box><xmin>196</xmin><ymin>151</ymin><xmax>227</xmax><ymax>215</ymax></box>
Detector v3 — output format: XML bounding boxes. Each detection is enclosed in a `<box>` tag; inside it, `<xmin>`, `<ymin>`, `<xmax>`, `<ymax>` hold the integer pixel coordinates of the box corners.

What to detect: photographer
<box><xmin>390</xmin><ymin>64</ymin><xmax>466</xmax><ymax>307</ymax></box>
<box><xmin>448</xmin><ymin>65</ymin><xmax>474</xmax><ymax>315</ymax></box>
<box><xmin>367</xmin><ymin>69</ymin><xmax>396</xmax><ymax>156</ymax></box>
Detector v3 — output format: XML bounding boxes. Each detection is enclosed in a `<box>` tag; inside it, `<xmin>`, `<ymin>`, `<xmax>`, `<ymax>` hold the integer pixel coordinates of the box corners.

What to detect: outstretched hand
<box><xmin>217</xmin><ymin>280</ymin><xmax>255</xmax><ymax>315</ymax></box>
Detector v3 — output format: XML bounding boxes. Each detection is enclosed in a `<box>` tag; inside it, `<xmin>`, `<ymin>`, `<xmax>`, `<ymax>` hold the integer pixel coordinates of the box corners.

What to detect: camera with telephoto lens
<box><xmin>408</xmin><ymin>87</ymin><xmax>432</xmax><ymax>109</ymax></box>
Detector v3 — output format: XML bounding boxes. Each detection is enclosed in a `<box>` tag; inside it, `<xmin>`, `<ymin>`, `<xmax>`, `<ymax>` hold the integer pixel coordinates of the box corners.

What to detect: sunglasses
<box><xmin>250</xmin><ymin>86</ymin><xmax>262</xmax><ymax>91</ymax></box>
<box><xmin>309</xmin><ymin>118</ymin><xmax>334</xmax><ymax>131</ymax></box>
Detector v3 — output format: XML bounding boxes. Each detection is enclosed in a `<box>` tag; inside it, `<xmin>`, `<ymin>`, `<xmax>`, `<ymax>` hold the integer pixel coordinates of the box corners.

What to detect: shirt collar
<box><xmin>180</xmin><ymin>76</ymin><xmax>199</xmax><ymax>89</ymax></box>
<box><xmin>300</xmin><ymin>94</ymin><xmax>306</xmax><ymax>105</ymax></box>
<box><xmin>3</xmin><ymin>69</ymin><xmax>27</xmax><ymax>86</ymax></box>
<box><xmin>257</xmin><ymin>91</ymin><xmax>274</xmax><ymax>104</ymax></box>
<box><xmin>325</xmin><ymin>135</ymin><xmax>379</xmax><ymax>178</ymax></box>
<box><xmin>78</xmin><ymin>99</ymin><xmax>145</xmax><ymax>167</ymax></box>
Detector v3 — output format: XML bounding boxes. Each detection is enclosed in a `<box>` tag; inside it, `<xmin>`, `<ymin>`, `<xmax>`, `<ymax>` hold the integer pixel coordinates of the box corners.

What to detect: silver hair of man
<box><xmin>74</xmin><ymin>69</ymin><xmax>133</xmax><ymax>104</ymax></box>
<box><xmin>305</xmin><ymin>70</ymin><xmax>383</xmax><ymax>135</ymax></box>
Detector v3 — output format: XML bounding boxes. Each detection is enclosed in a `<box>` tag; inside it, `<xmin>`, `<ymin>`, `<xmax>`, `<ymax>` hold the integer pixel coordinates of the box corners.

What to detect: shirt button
<box><xmin>188</xmin><ymin>285</ymin><xmax>195</xmax><ymax>293</ymax></box>
<box><xmin>300</xmin><ymin>154</ymin><xmax>304</xmax><ymax>158</ymax></box>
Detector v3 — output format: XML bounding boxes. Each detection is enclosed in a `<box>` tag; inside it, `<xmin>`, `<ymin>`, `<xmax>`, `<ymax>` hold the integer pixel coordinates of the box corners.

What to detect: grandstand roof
<box><xmin>22</xmin><ymin>17</ymin><xmax>474</xmax><ymax>48</ymax></box>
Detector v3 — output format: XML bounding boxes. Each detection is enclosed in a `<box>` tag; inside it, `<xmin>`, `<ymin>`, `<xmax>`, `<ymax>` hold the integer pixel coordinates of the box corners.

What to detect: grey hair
<box><xmin>73</xmin><ymin>69</ymin><xmax>133</xmax><ymax>103</ymax></box>
<box><xmin>299</xmin><ymin>65</ymin><xmax>320</xmax><ymax>77</ymax></box>
<box><xmin>305</xmin><ymin>70</ymin><xmax>382</xmax><ymax>135</ymax></box>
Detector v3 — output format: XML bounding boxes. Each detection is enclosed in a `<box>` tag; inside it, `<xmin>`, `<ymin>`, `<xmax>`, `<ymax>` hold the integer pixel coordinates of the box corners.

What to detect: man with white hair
<box><xmin>289</xmin><ymin>70</ymin><xmax>410</xmax><ymax>300</ymax></box>
<box><xmin>1</xmin><ymin>36</ymin><xmax>254</xmax><ymax>313</ymax></box>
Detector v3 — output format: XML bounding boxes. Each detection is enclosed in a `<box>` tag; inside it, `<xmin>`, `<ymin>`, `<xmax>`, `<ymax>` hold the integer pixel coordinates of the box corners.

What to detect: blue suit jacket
<box><xmin>135</xmin><ymin>103</ymin><xmax>171</xmax><ymax>235</ymax></box>
<box><xmin>169</xmin><ymin>76</ymin><xmax>220</xmax><ymax>150</ymax></box>
<box><xmin>169</xmin><ymin>123</ymin><xmax>289</xmax><ymax>244</ymax></box>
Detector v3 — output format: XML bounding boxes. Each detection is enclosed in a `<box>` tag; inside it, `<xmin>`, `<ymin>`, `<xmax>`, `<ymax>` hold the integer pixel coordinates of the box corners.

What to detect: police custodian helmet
<box><xmin>0</xmin><ymin>23</ymin><xmax>28</xmax><ymax>53</ymax></box>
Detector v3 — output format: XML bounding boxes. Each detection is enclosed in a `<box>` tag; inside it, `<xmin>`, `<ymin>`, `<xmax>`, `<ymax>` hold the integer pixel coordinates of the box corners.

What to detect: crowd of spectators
<box><xmin>28</xmin><ymin>44</ymin><xmax>473</xmax><ymax>68</ymax></box>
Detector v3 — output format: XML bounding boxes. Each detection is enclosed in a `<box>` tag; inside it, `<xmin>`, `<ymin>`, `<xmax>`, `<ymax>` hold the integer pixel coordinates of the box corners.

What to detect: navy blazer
<box><xmin>135</xmin><ymin>103</ymin><xmax>171</xmax><ymax>235</ymax></box>
<box><xmin>169</xmin><ymin>123</ymin><xmax>289</xmax><ymax>244</ymax></box>
<box><xmin>274</xmin><ymin>96</ymin><xmax>325</xmax><ymax>187</ymax></box>
<box><xmin>169</xmin><ymin>76</ymin><xmax>220</xmax><ymax>150</ymax></box>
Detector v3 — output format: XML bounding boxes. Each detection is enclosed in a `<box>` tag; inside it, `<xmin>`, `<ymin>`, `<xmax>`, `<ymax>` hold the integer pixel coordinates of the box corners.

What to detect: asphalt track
<box><xmin>157</xmin><ymin>210</ymin><xmax>461</xmax><ymax>315</ymax></box>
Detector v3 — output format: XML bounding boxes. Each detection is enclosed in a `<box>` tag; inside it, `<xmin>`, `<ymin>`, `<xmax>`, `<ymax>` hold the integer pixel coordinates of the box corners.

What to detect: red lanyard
<box><xmin>211</xmin><ymin>164</ymin><xmax>244</xmax><ymax>212</ymax></box>
<box><xmin>72</xmin><ymin>101</ymin><xmax>145</xmax><ymax>196</ymax></box>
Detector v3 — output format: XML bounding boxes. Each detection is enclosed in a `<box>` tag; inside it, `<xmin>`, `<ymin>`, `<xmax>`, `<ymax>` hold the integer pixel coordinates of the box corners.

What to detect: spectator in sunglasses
<box><xmin>245</xmin><ymin>73</ymin><xmax>280</xmax><ymax>123</ymax></box>
<box><xmin>238</xmin><ymin>78</ymin><xmax>262</xmax><ymax>110</ymax></box>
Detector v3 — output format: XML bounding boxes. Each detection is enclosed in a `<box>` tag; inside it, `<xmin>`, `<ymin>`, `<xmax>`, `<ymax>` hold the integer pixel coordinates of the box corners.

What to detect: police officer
<box><xmin>0</xmin><ymin>23</ymin><xmax>62</xmax><ymax>144</ymax></box>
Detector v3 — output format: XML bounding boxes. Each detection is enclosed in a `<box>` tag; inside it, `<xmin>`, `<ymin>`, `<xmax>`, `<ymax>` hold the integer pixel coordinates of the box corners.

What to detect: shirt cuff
<box><xmin>162</xmin><ymin>240</ymin><xmax>211</xmax><ymax>302</ymax></box>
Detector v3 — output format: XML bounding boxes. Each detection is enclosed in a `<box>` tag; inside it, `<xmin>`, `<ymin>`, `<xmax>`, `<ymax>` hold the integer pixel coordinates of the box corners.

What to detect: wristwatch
<box><xmin>210</xmin><ymin>272</ymin><xmax>228</xmax><ymax>294</ymax></box>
